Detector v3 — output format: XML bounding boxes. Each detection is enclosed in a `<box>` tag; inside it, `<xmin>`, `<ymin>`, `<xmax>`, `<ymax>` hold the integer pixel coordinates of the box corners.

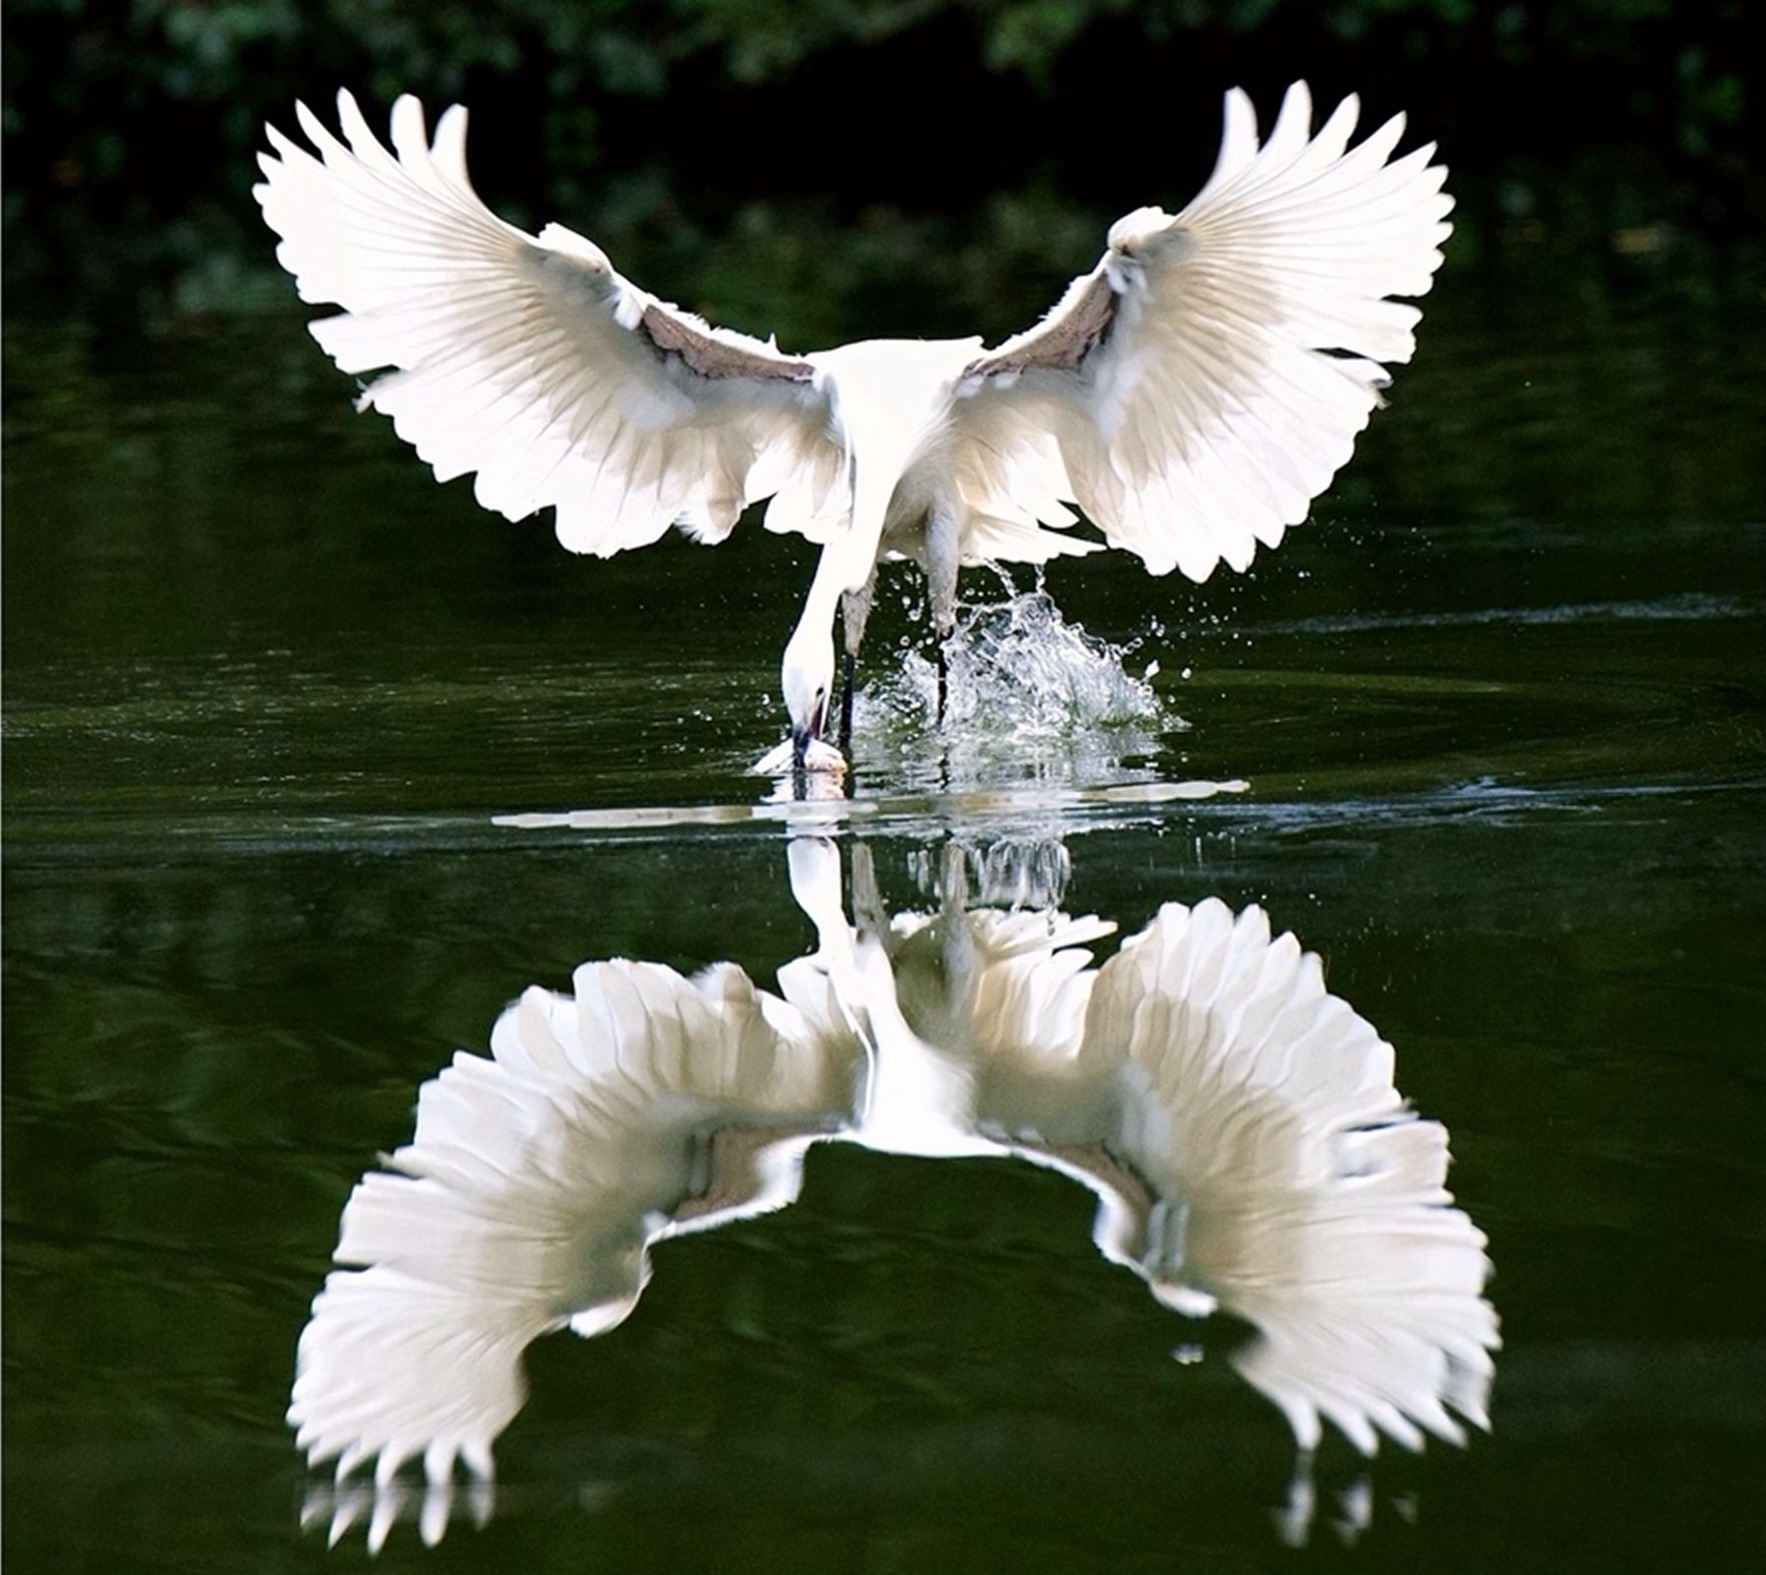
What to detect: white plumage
<box><xmin>289</xmin><ymin>839</ymin><xmax>1494</xmax><ymax>1546</ymax></box>
<box><xmin>256</xmin><ymin>84</ymin><xmax>1451</xmax><ymax>769</ymax></box>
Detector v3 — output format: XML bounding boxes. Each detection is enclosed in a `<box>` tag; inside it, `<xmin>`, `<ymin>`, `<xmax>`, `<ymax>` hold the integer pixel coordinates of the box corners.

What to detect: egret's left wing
<box><xmin>255</xmin><ymin>92</ymin><xmax>842</xmax><ymax>555</ymax></box>
<box><xmin>950</xmin><ymin>82</ymin><xmax>1452</xmax><ymax>580</ymax></box>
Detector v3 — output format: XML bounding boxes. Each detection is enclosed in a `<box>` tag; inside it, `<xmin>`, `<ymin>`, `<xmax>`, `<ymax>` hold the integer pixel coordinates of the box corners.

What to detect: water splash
<box><xmin>852</xmin><ymin>587</ymin><xmax>1175</xmax><ymax>792</ymax></box>
<box><xmin>907</xmin><ymin>835</ymin><xmax>1073</xmax><ymax>911</ymax></box>
<box><xmin>904</xmin><ymin>587</ymin><xmax>1163</xmax><ymax>731</ymax></box>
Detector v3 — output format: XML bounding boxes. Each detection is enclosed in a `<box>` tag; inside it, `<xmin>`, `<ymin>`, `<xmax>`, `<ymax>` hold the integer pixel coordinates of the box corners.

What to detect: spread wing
<box><xmin>255</xmin><ymin>91</ymin><xmax>843</xmax><ymax>555</ymax></box>
<box><xmin>288</xmin><ymin>957</ymin><xmax>860</xmax><ymax>1499</ymax></box>
<box><xmin>951</xmin><ymin>82</ymin><xmax>1453</xmax><ymax>580</ymax></box>
<box><xmin>1079</xmin><ymin>900</ymin><xmax>1498</xmax><ymax>1455</ymax></box>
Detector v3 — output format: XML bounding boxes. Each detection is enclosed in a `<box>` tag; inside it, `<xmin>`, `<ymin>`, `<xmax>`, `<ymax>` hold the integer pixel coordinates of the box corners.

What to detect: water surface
<box><xmin>5</xmin><ymin>244</ymin><xmax>1764</xmax><ymax>1572</ymax></box>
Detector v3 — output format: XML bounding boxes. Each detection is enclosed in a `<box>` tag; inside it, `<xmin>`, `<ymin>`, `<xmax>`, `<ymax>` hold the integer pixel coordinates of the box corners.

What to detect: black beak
<box><xmin>791</xmin><ymin>688</ymin><xmax>828</xmax><ymax>773</ymax></box>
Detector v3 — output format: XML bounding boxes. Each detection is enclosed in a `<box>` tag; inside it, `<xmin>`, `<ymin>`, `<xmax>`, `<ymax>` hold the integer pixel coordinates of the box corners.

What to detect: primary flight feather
<box><xmin>255</xmin><ymin>83</ymin><xmax>1451</xmax><ymax>771</ymax></box>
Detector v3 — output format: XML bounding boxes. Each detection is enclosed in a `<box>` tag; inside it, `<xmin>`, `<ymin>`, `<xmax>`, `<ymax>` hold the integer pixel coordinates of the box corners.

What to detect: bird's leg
<box><xmin>925</xmin><ymin>508</ymin><xmax>960</xmax><ymax>728</ymax></box>
<box><xmin>840</xmin><ymin>649</ymin><xmax>857</xmax><ymax>750</ymax></box>
<box><xmin>838</xmin><ymin>573</ymin><xmax>876</xmax><ymax>755</ymax></box>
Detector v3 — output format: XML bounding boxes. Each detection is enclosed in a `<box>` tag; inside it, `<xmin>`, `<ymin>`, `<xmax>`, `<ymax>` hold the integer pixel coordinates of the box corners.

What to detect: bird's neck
<box><xmin>781</xmin><ymin>437</ymin><xmax>895</xmax><ymax>678</ymax></box>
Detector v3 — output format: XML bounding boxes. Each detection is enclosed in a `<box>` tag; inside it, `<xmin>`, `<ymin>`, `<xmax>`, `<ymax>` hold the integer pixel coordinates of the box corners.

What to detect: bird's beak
<box><xmin>753</xmin><ymin>692</ymin><xmax>843</xmax><ymax>779</ymax></box>
<box><xmin>792</xmin><ymin>686</ymin><xmax>831</xmax><ymax>770</ymax></box>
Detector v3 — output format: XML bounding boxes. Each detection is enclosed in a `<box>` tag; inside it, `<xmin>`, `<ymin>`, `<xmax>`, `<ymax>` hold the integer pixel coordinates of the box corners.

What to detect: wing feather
<box><xmin>256</xmin><ymin>91</ymin><xmax>841</xmax><ymax>555</ymax></box>
<box><xmin>953</xmin><ymin>82</ymin><xmax>1451</xmax><ymax>580</ymax></box>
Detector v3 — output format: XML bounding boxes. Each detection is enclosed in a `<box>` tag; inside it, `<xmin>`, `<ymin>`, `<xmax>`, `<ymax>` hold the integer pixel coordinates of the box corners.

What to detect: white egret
<box><xmin>255</xmin><ymin>84</ymin><xmax>1451</xmax><ymax>772</ymax></box>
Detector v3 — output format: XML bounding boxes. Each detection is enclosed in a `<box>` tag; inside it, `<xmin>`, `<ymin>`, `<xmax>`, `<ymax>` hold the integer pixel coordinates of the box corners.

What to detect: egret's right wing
<box><xmin>256</xmin><ymin>91</ymin><xmax>843</xmax><ymax>554</ymax></box>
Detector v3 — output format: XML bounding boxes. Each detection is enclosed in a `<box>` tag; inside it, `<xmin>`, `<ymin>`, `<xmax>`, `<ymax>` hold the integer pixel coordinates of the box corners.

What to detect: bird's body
<box><xmin>256</xmin><ymin>84</ymin><xmax>1451</xmax><ymax>770</ymax></box>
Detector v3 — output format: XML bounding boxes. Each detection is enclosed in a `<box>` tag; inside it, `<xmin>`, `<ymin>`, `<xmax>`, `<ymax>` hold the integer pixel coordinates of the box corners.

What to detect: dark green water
<box><xmin>5</xmin><ymin>238</ymin><xmax>1764</xmax><ymax>1574</ymax></box>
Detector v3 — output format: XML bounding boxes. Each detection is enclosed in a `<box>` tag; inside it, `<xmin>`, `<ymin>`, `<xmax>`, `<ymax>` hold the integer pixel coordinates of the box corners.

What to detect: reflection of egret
<box><xmin>256</xmin><ymin>85</ymin><xmax>1450</xmax><ymax>771</ymax></box>
<box><xmin>290</xmin><ymin>839</ymin><xmax>1494</xmax><ymax>1548</ymax></box>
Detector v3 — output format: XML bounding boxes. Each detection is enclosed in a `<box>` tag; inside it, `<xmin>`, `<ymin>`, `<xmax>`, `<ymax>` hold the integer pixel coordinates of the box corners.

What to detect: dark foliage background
<box><xmin>3</xmin><ymin>0</ymin><xmax>1759</xmax><ymax>328</ymax></box>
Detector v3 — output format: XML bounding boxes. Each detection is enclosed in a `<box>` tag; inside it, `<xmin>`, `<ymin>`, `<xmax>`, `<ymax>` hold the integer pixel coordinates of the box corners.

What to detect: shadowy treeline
<box><xmin>2</xmin><ymin>0</ymin><xmax>1758</xmax><ymax>322</ymax></box>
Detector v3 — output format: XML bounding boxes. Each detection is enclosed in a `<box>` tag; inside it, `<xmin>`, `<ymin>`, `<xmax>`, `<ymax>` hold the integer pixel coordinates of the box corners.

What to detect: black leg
<box><xmin>839</xmin><ymin>649</ymin><xmax>856</xmax><ymax>754</ymax></box>
<box><xmin>935</xmin><ymin>640</ymin><xmax>948</xmax><ymax>726</ymax></box>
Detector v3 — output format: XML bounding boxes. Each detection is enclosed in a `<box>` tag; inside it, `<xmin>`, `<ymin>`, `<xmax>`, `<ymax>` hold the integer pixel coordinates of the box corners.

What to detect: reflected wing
<box><xmin>951</xmin><ymin>82</ymin><xmax>1452</xmax><ymax>579</ymax></box>
<box><xmin>255</xmin><ymin>91</ymin><xmax>842</xmax><ymax>553</ymax></box>
<box><xmin>288</xmin><ymin>959</ymin><xmax>860</xmax><ymax>1491</ymax></box>
<box><xmin>1081</xmin><ymin>900</ymin><xmax>1498</xmax><ymax>1455</ymax></box>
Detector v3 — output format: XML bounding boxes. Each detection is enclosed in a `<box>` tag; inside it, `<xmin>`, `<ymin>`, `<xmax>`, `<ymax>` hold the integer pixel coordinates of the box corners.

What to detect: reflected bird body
<box><xmin>289</xmin><ymin>839</ymin><xmax>1495</xmax><ymax>1549</ymax></box>
<box><xmin>256</xmin><ymin>85</ymin><xmax>1450</xmax><ymax>768</ymax></box>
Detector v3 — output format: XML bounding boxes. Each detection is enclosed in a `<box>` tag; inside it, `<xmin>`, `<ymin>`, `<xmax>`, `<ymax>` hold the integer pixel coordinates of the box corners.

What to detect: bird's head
<box><xmin>781</xmin><ymin>624</ymin><xmax>836</xmax><ymax>770</ymax></box>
